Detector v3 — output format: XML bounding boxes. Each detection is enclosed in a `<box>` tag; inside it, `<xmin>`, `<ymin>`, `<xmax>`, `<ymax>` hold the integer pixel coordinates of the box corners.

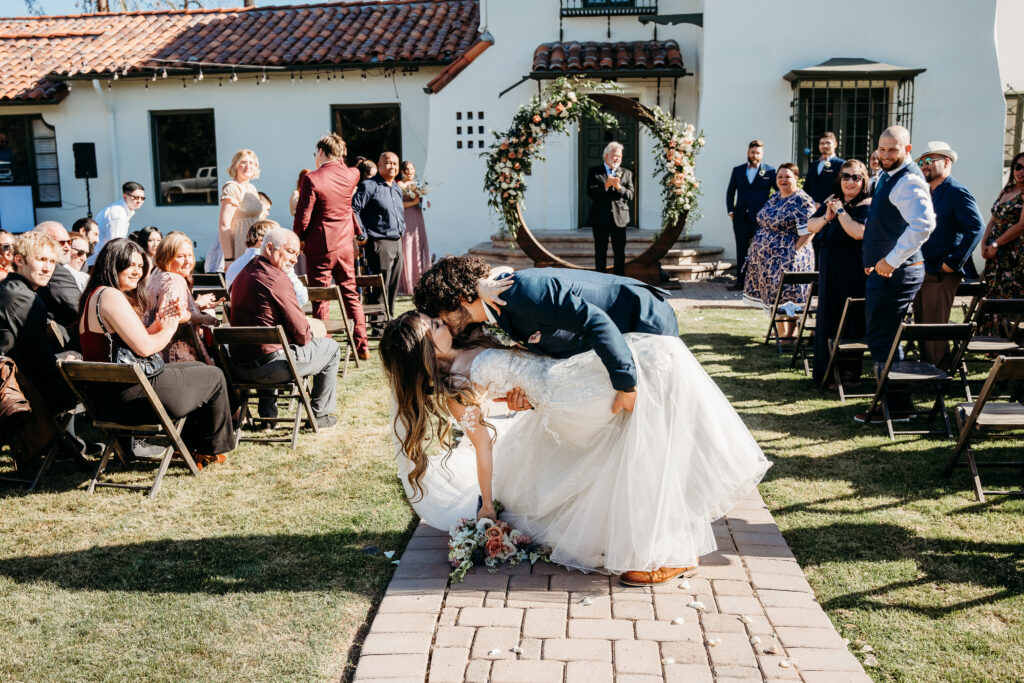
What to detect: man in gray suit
<box><xmin>586</xmin><ymin>141</ymin><xmax>634</xmax><ymax>276</ymax></box>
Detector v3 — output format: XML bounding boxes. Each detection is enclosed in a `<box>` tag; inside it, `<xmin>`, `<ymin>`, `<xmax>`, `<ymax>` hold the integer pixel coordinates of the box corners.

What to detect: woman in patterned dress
<box><xmin>743</xmin><ymin>162</ymin><xmax>816</xmax><ymax>339</ymax></box>
<box><xmin>979</xmin><ymin>151</ymin><xmax>1024</xmax><ymax>335</ymax></box>
<box><xmin>205</xmin><ymin>149</ymin><xmax>267</xmax><ymax>273</ymax></box>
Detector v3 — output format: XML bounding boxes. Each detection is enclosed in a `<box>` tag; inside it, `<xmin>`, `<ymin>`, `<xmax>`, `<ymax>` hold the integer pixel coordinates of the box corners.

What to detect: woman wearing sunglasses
<box><xmin>0</xmin><ymin>230</ymin><xmax>13</xmax><ymax>283</ymax></box>
<box><xmin>805</xmin><ymin>159</ymin><xmax>872</xmax><ymax>387</ymax></box>
<box><xmin>979</xmin><ymin>151</ymin><xmax>1024</xmax><ymax>334</ymax></box>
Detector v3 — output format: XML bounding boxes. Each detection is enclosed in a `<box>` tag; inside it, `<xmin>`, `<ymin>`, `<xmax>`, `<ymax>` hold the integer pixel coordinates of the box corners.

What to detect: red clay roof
<box><xmin>0</xmin><ymin>0</ymin><xmax>480</xmax><ymax>103</ymax></box>
<box><xmin>532</xmin><ymin>40</ymin><xmax>684</xmax><ymax>74</ymax></box>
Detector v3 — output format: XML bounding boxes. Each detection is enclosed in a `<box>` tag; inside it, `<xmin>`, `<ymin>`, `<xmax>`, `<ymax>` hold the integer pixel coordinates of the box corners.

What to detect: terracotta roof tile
<box><xmin>532</xmin><ymin>40</ymin><xmax>684</xmax><ymax>74</ymax></box>
<box><xmin>0</xmin><ymin>0</ymin><xmax>479</xmax><ymax>103</ymax></box>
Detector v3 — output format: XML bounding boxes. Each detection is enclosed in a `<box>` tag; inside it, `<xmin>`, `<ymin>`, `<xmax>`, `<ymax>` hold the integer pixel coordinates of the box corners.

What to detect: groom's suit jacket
<box><xmin>489</xmin><ymin>268</ymin><xmax>679</xmax><ymax>392</ymax></box>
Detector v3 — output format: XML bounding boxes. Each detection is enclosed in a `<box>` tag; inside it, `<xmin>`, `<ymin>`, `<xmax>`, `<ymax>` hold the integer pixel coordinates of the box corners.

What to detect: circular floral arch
<box><xmin>484</xmin><ymin>77</ymin><xmax>704</xmax><ymax>282</ymax></box>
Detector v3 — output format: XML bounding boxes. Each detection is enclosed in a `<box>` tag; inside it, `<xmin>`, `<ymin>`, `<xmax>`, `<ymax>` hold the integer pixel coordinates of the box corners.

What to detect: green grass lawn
<box><xmin>680</xmin><ymin>307</ymin><xmax>1024</xmax><ymax>683</ymax></box>
<box><xmin>1</xmin><ymin>304</ymin><xmax>1021</xmax><ymax>682</ymax></box>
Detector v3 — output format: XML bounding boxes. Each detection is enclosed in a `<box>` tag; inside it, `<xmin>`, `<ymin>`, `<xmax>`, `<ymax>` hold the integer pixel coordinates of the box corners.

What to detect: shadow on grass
<box><xmin>0</xmin><ymin>528</ymin><xmax>414</xmax><ymax>595</ymax></box>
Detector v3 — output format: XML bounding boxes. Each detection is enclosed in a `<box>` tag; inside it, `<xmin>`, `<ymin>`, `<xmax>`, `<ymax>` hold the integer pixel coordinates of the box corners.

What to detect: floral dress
<box><xmin>743</xmin><ymin>190</ymin><xmax>816</xmax><ymax>309</ymax></box>
<box><xmin>981</xmin><ymin>191</ymin><xmax>1024</xmax><ymax>335</ymax></box>
<box><xmin>144</xmin><ymin>270</ymin><xmax>213</xmax><ymax>364</ymax></box>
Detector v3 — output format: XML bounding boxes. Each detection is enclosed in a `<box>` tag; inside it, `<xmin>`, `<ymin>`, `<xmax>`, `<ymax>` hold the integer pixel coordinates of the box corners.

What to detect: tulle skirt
<box><xmin>396</xmin><ymin>335</ymin><xmax>771</xmax><ymax>573</ymax></box>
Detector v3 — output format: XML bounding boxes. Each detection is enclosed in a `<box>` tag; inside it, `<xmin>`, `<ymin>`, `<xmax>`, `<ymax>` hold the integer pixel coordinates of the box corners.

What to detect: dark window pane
<box><xmin>478</xmin><ymin>112</ymin><xmax>485</xmax><ymax>119</ymax></box>
<box><xmin>467</xmin><ymin>111</ymin><xmax>474</xmax><ymax>120</ymax></box>
<box><xmin>457</xmin><ymin>126</ymin><xmax>462</xmax><ymax>135</ymax></box>
<box><xmin>331</xmin><ymin>105</ymin><xmax>401</xmax><ymax>165</ymax></box>
<box><xmin>457</xmin><ymin>140</ymin><xmax>463</xmax><ymax>149</ymax></box>
<box><xmin>468</xmin><ymin>141</ymin><xmax>474</xmax><ymax>149</ymax></box>
<box><xmin>456</xmin><ymin>112</ymin><xmax>462</xmax><ymax>120</ymax></box>
<box><xmin>478</xmin><ymin>126</ymin><xmax>484</xmax><ymax>134</ymax></box>
<box><xmin>0</xmin><ymin>114</ymin><xmax>61</xmax><ymax>207</ymax></box>
<box><xmin>151</xmin><ymin>110</ymin><xmax>217</xmax><ymax>206</ymax></box>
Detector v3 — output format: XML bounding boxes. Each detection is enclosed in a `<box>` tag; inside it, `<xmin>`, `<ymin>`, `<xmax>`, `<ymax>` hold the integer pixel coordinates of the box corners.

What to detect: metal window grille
<box><xmin>560</xmin><ymin>0</ymin><xmax>657</xmax><ymax>17</ymax></box>
<box><xmin>790</xmin><ymin>78</ymin><xmax>916</xmax><ymax>175</ymax></box>
<box><xmin>1005</xmin><ymin>91</ymin><xmax>1023</xmax><ymax>168</ymax></box>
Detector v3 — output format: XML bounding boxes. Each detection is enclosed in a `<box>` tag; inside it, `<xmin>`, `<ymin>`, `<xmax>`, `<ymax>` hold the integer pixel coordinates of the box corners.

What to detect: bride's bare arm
<box><xmin>447</xmin><ymin>398</ymin><xmax>496</xmax><ymax>519</ymax></box>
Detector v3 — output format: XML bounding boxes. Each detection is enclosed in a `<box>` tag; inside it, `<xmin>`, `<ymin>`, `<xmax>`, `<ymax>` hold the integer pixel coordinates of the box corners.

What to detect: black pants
<box><xmin>593</xmin><ymin>223</ymin><xmax>627</xmax><ymax>275</ymax></box>
<box><xmin>366</xmin><ymin>238</ymin><xmax>403</xmax><ymax>317</ymax></box>
<box><xmin>731</xmin><ymin>215</ymin><xmax>757</xmax><ymax>286</ymax></box>
<box><xmin>89</xmin><ymin>362</ymin><xmax>236</xmax><ymax>456</ymax></box>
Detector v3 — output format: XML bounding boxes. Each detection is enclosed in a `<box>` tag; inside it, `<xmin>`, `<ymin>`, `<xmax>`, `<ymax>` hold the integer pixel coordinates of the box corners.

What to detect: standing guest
<box><xmin>205</xmin><ymin>149</ymin><xmax>264</xmax><ymax>273</ymax></box>
<box><xmin>397</xmin><ymin>160</ymin><xmax>432</xmax><ymax>295</ymax></box>
<box><xmin>912</xmin><ymin>142</ymin><xmax>985</xmax><ymax>365</ymax></box>
<box><xmin>353</xmin><ymin>151</ymin><xmax>406</xmax><ymax>317</ymax></box>
<box><xmin>356</xmin><ymin>159</ymin><xmax>377</xmax><ymax>183</ymax></box>
<box><xmin>585</xmin><ymin>141</ymin><xmax>635</xmax><ymax>276</ymax></box>
<box><xmin>34</xmin><ymin>221</ymin><xmax>81</xmax><ymax>338</ymax></box>
<box><xmin>289</xmin><ymin>169</ymin><xmax>310</xmax><ymax>217</ymax></box>
<box><xmin>77</xmin><ymin>239</ymin><xmax>235</xmax><ymax>466</ymax></box>
<box><xmin>71</xmin><ymin>217</ymin><xmax>99</xmax><ymax>263</ymax></box>
<box><xmin>805</xmin><ymin>160</ymin><xmax>871</xmax><ymax>386</ymax></box>
<box><xmin>130</xmin><ymin>226</ymin><xmax>162</xmax><ymax>264</ymax></box>
<box><xmin>67</xmin><ymin>235</ymin><xmax>91</xmax><ymax>291</ymax></box>
<box><xmin>92</xmin><ymin>182</ymin><xmax>145</xmax><ymax>266</ymax></box>
<box><xmin>0</xmin><ymin>230</ymin><xmax>14</xmax><ymax>282</ymax></box>
<box><xmin>979</xmin><ymin>151</ymin><xmax>1024</xmax><ymax>335</ymax></box>
<box><xmin>726</xmin><ymin>140</ymin><xmax>777</xmax><ymax>291</ymax></box>
<box><xmin>144</xmin><ymin>232</ymin><xmax>221</xmax><ymax>364</ymax></box>
<box><xmin>293</xmin><ymin>133</ymin><xmax>369</xmax><ymax>359</ymax></box>
<box><xmin>868</xmin><ymin>150</ymin><xmax>882</xmax><ymax>192</ymax></box>
<box><xmin>227</xmin><ymin>219</ymin><xmax>309</xmax><ymax>306</ymax></box>
<box><xmin>857</xmin><ymin>125</ymin><xmax>936</xmax><ymax>423</ymax></box>
<box><xmin>804</xmin><ymin>132</ymin><xmax>845</xmax><ymax>206</ymax></box>
<box><xmin>229</xmin><ymin>228</ymin><xmax>341</xmax><ymax>428</ymax></box>
<box><xmin>743</xmin><ymin>163</ymin><xmax>816</xmax><ymax>340</ymax></box>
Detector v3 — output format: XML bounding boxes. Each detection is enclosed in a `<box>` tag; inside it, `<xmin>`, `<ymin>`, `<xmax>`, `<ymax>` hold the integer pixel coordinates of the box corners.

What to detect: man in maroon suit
<box><xmin>293</xmin><ymin>133</ymin><xmax>369</xmax><ymax>359</ymax></box>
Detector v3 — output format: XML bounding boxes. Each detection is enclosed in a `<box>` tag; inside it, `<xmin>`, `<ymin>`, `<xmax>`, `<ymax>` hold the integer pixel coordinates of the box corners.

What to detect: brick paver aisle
<box><xmin>353</xmin><ymin>490</ymin><xmax>870</xmax><ymax>683</ymax></box>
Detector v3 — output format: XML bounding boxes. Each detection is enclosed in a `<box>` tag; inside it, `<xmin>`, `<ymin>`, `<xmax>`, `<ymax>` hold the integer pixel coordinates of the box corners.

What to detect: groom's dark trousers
<box><xmin>488</xmin><ymin>268</ymin><xmax>678</xmax><ymax>392</ymax></box>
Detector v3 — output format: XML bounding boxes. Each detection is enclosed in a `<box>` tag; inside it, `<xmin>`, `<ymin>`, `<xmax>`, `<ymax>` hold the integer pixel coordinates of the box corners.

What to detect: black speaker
<box><xmin>73</xmin><ymin>142</ymin><xmax>97</xmax><ymax>179</ymax></box>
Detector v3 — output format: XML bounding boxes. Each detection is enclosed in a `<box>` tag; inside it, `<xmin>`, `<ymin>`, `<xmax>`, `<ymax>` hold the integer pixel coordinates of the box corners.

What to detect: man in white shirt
<box><xmin>91</xmin><ymin>181</ymin><xmax>145</xmax><ymax>266</ymax></box>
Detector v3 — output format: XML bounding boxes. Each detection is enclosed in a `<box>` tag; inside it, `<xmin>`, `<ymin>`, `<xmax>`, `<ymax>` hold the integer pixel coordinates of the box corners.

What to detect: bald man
<box><xmin>353</xmin><ymin>151</ymin><xmax>406</xmax><ymax>317</ymax></box>
<box><xmin>34</xmin><ymin>221</ymin><xmax>82</xmax><ymax>342</ymax></box>
<box><xmin>856</xmin><ymin>125</ymin><xmax>936</xmax><ymax>423</ymax></box>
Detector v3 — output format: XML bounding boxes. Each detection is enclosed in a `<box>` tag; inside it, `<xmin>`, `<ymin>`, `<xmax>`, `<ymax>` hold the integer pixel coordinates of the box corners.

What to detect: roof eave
<box><xmin>784</xmin><ymin>67</ymin><xmax>926</xmax><ymax>82</ymax></box>
<box><xmin>529</xmin><ymin>68</ymin><xmax>691</xmax><ymax>80</ymax></box>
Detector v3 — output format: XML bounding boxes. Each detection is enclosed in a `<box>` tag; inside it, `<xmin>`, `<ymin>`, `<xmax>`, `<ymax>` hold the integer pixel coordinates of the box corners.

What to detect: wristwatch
<box><xmin>836</xmin><ymin>206</ymin><xmax>846</xmax><ymax>215</ymax></box>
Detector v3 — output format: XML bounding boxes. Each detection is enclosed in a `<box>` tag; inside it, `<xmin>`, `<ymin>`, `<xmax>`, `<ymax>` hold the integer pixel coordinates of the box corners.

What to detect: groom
<box><xmin>414</xmin><ymin>256</ymin><xmax>694</xmax><ymax>585</ymax></box>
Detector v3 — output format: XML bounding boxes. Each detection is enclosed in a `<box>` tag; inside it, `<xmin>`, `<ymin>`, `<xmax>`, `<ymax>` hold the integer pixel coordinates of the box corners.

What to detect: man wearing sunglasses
<box><xmin>912</xmin><ymin>142</ymin><xmax>985</xmax><ymax>366</ymax></box>
<box><xmin>92</xmin><ymin>181</ymin><xmax>145</xmax><ymax>266</ymax></box>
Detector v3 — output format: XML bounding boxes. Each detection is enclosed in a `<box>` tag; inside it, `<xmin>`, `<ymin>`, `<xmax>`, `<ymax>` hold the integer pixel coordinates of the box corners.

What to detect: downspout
<box><xmin>91</xmin><ymin>79</ymin><xmax>120</xmax><ymax>198</ymax></box>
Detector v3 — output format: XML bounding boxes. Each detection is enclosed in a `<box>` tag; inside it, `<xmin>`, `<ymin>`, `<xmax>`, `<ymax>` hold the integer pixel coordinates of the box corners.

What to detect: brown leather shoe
<box><xmin>619</xmin><ymin>565</ymin><xmax>699</xmax><ymax>586</ymax></box>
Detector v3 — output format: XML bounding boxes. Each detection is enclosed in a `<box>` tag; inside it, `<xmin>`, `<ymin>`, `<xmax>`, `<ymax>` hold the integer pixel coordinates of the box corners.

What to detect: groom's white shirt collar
<box><xmin>483</xmin><ymin>300</ymin><xmax>499</xmax><ymax>325</ymax></box>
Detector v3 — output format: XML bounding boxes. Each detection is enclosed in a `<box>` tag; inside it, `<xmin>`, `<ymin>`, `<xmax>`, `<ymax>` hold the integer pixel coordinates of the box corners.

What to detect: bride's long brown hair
<box><xmin>379</xmin><ymin>311</ymin><xmax>502</xmax><ymax>501</ymax></box>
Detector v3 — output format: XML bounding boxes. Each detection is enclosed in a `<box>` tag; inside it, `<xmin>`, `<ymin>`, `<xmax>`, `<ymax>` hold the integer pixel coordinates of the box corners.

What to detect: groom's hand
<box><xmin>611</xmin><ymin>389</ymin><xmax>637</xmax><ymax>414</ymax></box>
<box><xmin>496</xmin><ymin>387</ymin><xmax>533</xmax><ymax>412</ymax></box>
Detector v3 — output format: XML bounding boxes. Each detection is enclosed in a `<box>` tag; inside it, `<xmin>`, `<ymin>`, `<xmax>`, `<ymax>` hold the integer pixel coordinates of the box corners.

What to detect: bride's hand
<box><xmin>477</xmin><ymin>276</ymin><xmax>513</xmax><ymax>309</ymax></box>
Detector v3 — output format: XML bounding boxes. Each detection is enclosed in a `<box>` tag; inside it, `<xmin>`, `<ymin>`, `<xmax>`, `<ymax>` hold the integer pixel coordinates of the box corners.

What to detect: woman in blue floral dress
<box><xmin>743</xmin><ymin>163</ymin><xmax>816</xmax><ymax>339</ymax></box>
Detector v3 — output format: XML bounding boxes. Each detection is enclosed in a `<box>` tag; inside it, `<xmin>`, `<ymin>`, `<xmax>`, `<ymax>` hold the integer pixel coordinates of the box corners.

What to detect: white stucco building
<box><xmin>0</xmin><ymin>0</ymin><xmax>1017</xmax><ymax>266</ymax></box>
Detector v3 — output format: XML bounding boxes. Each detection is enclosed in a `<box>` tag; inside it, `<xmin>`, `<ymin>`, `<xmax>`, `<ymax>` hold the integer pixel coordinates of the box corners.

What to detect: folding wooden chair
<box><xmin>821</xmin><ymin>297</ymin><xmax>871</xmax><ymax>402</ymax></box>
<box><xmin>944</xmin><ymin>356</ymin><xmax>1024</xmax><ymax>502</ymax></box>
<box><xmin>955</xmin><ymin>280</ymin><xmax>987</xmax><ymax>322</ymax></box>
<box><xmin>789</xmin><ymin>279</ymin><xmax>818</xmax><ymax>375</ymax></box>
<box><xmin>191</xmin><ymin>285</ymin><xmax>231</xmax><ymax>325</ymax></box>
<box><xmin>192</xmin><ymin>272</ymin><xmax>227</xmax><ymax>289</ymax></box>
<box><xmin>306</xmin><ymin>285</ymin><xmax>359</xmax><ymax>376</ymax></box>
<box><xmin>0</xmin><ymin>397</ymin><xmax>86</xmax><ymax>492</ymax></box>
<box><xmin>358</xmin><ymin>273</ymin><xmax>393</xmax><ymax>342</ymax></box>
<box><xmin>58</xmin><ymin>360</ymin><xmax>201</xmax><ymax>498</ymax></box>
<box><xmin>862</xmin><ymin>323</ymin><xmax>975</xmax><ymax>440</ymax></box>
<box><xmin>763</xmin><ymin>271</ymin><xmax>818</xmax><ymax>354</ymax></box>
<box><xmin>959</xmin><ymin>298</ymin><xmax>1024</xmax><ymax>400</ymax></box>
<box><xmin>211</xmin><ymin>326</ymin><xmax>320</xmax><ymax>450</ymax></box>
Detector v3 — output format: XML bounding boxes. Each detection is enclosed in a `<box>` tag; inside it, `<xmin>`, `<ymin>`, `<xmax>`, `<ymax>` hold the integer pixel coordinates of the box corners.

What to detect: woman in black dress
<box><xmin>805</xmin><ymin>159</ymin><xmax>871</xmax><ymax>387</ymax></box>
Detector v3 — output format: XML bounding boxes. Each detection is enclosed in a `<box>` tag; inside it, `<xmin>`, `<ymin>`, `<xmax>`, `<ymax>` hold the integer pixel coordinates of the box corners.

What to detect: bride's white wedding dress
<box><xmin>395</xmin><ymin>333</ymin><xmax>770</xmax><ymax>574</ymax></box>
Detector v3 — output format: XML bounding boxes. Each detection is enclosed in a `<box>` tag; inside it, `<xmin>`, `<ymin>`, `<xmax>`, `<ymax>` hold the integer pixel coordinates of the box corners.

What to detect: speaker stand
<box><xmin>84</xmin><ymin>177</ymin><xmax>92</xmax><ymax>217</ymax></box>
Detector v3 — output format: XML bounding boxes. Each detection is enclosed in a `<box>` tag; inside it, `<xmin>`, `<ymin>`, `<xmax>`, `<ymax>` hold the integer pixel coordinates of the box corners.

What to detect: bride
<box><xmin>380</xmin><ymin>309</ymin><xmax>771</xmax><ymax>585</ymax></box>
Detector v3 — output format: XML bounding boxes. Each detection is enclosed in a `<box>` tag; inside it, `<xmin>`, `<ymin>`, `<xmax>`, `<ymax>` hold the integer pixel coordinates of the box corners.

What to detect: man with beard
<box><xmin>856</xmin><ymin>125</ymin><xmax>936</xmax><ymax>423</ymax></box>
<box><xmin>912</xmin><ymin>142</ymin><xmax>985</xmax><ymax>366</ymax></box>
<box><xmin>726</xmin><ymin>140</ymin><xmax>777</xmax><ymax>290</ymax></box>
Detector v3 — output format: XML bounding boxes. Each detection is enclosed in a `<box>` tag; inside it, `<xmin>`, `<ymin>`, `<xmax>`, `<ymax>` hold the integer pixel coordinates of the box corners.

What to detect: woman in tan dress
<box><xmin>210</xmin><ymin>149</ymin><xmax>266</xmax><ymax>272</ymax></box>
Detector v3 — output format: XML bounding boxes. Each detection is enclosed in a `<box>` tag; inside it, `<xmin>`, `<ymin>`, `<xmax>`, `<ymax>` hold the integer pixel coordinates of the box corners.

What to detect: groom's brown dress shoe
<box><xmin>619</xmin><ymin>565</ymin><xmax>698</xmax><ymax>586</ymax></box>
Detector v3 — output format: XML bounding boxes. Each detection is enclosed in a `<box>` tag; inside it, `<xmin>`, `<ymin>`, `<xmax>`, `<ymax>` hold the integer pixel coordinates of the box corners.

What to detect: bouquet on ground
<box><xmin>448</xmin><ymin>501</ymin><xmax>550</xmax><ymax>582</ymax></box>
<box><xmin>402</xmin><ymin>181</ymin><xmax>429</xmax><ymax>202</ymax></box>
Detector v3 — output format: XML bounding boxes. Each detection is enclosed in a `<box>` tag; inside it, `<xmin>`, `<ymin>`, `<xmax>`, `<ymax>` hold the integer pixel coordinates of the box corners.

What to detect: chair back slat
<box><xmin>211</xmin><ymin>325</ymin><xmax>288</xmax><ymax>348</ymax></box>
<box><xmin>990</xmin><ymin>355</ymin><xmax>1024</xmax><ymax>382</ymax></box>
<box><xmin>59</xmin><ymin>361</ymin><xmax>146</xmax><ymax>384</ymax></box>
<box><xmin>897</xmin><ymin>323</ymin><xmax>975</xmax><ymax>343</ymax></box>
<box><xmin>973</xmin><ymin>298</ymin><xmax>1024</xmax><ymax>318</ymax></box>
<box><xmin>191</xmin><ymin>272</ymin><xmax>226</xmax><ymax>288</ymax></box>
<box><xmin>955</xmin><ymin>280</ymin><xmax>987</xmax><ymax>299</ymax></box>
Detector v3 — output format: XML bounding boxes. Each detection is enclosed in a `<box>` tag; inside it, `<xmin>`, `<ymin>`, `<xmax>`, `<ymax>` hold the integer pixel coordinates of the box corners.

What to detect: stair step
<box><xmin>469</xmin><ymin>243</ymin><xmax>723</xmax><ymax>261</ymax></box>
<box><xmin>488</xmin><ymin>229</ymin><xmax>702</xmax><ymax>248</ymax></box>
<box><xmin>662</xmin><ymin>261</ymin><xmax>735</xmax><ymax>282</ymax></box>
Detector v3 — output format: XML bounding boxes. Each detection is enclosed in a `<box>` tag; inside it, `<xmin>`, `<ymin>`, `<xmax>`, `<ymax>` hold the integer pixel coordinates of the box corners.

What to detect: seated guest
<box><xmin>71</xmin><ymin>217</ymin><xmax>99</xmax><ymax>264</ymax></box>
<box><xmin>35</xmin><ymin>221</ymin><xmax>82</xmax><ymax>341</ymax></box>
<box><xmin>77</xmin><ymin>239</ymin><xmax>235</xmax><ymax>467</ymax></box>
<box><xmin>226</xmin><ymin>219</ymin><xmax>308</xmax><ymax>306</ymax></box>
<box><xmin>129</xmin><ymin>226</ymin><xmax>162</xmax><ymax>265</ymax></box>
<box><xmin>68</xmin><ymin>235</ymin><xmax>91</xmax><ymax>291</ymax></box>
<box><xmin>0</xmin><ymin>231</ymin><xmax>78</xmax><ymax>414</ymax></box>
<box><xmin>229</xmin><ymin>228</ymin><xmax>340</xmax><ymax>428</ymax></box>
<box><xmin>144</xmin><ymin>232</ymin><xmax>221</xmax><ymax>364</ymax></box>
<box><xmin>743</xmin><ymin>162</ymin><xmax>816</xmax><ymax>339</ymax></box>
<box><xmin>805</xmin><ymin>160</ymin><xmax>871</xmax><ymax>386</ymax></box>
<box><xmin>0</xmin><ymin>230</ymin><xmax>14</xmax><ymax>282</ymax></box>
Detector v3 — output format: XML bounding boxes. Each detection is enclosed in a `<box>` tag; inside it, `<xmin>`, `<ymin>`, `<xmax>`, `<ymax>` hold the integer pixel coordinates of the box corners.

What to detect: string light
<box><xmin>112</xmin><ymin>71</ymin><xmax>118</xmax><ymax>80</ymax></box>
<box><xmin>197</xmin><ymin>67</ymin><xmax>204</xmax><ymax>81</ymax></box>
<box><xmin>161</xmin><ymin>68</ymin><xmax>167</xmax><ymax>78</ymax></box>
<box><xmin>231</xmin><ymin>70</ymin><xmax>238</xmax><ymax>83</ymax></box>
<box><xmin>151</xmin><ymin>72</ymin><xmax>157</xmax><ymax>81</ymax></box>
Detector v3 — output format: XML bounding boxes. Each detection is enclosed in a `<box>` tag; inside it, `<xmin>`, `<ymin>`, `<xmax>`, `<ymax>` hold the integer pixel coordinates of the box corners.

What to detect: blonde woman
<box><xmin>205</xmin><ymin>149</ymin><xmax>267</xmax><ymax>272</ymax></box>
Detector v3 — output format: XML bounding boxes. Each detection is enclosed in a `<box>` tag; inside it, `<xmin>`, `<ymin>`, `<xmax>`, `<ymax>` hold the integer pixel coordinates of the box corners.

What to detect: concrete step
<box><xmin>487</xmin><ymin>229</ymin><xmax>702</xmax><ymax>249</ymax></box>
<box><xmin>469</xmin><ymin>242</ymin><xmax>724</xmax><ymax>264</ymax></box>
<box><xmin>663</xmin><ymin>260</ymin><xmax>735</xmax><ymax>282</ymax></box>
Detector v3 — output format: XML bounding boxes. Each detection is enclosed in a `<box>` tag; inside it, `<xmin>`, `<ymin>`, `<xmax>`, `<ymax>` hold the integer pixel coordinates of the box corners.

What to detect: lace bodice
<box><xmin>470</xmin><ymin>349</ymin><xmax>558</xmax><ymax>411</ymax></box>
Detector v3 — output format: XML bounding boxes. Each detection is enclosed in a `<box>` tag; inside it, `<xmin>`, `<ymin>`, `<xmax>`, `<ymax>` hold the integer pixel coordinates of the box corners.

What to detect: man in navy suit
<box><xmin>803</xmin><ymin>131</ymin><xmax>845</xmax><ymax>206</ymax></box>
<box><xmin>586</xmin><ymin>142</ymin><xmax>635</xmax><ymax>276</ymax></box>
<box><xmin>413</xmin><ymin>255</ymin><xmax>678</xmax><ymax>416</ymax></box>
<box><xmin>912</xmin><ymin>142</ymin><xmax>985</xmax><ymax>366</ymax></box>
<box><xmin>726</xmin><ymin>140</ymin><xmax>776</xmax><ymax>290</ymax></box>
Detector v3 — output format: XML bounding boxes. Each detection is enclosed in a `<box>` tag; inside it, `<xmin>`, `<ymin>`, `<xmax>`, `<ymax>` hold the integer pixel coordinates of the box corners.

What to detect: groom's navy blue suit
<box><xmin>489</xmin><ymin>268</ymin><xmax>679</xmax><ymax>392</ymax></box>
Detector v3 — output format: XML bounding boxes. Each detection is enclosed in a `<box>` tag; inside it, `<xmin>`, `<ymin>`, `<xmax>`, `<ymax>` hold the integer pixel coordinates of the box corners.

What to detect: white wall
<box><xmin>997</xmin><ymin>0</ymin><xmax>1024</xmax><ymax>90</ymax></box>
<box><xmin>699</xmin><ymin>0</ymin><xmax>1005</xmax><ymax>259</ymax></box>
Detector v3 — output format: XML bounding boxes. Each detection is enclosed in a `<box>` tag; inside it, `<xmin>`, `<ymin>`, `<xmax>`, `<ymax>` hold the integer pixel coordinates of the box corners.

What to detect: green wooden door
<box><xmin>577</xmin><ymin>104</ymin><xmax>639</xmax><ymax>229</ymax></box>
